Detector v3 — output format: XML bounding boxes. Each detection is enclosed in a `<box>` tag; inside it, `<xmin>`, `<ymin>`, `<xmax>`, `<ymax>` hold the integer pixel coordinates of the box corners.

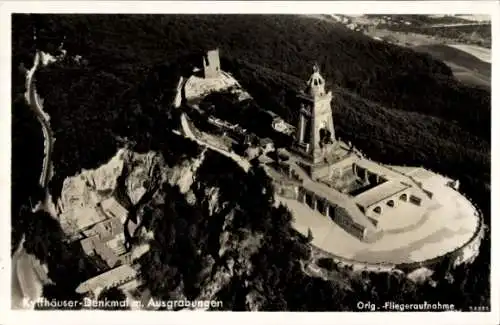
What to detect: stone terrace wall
<box><xmin>342</xmin><ymin>148</ymin><xmax>486</xmax><ymax>272</ymax></box>
<box><xmin>307</xmin><ymin>194</ymin><xmax>484</xmax><ymax>275</ymax></box>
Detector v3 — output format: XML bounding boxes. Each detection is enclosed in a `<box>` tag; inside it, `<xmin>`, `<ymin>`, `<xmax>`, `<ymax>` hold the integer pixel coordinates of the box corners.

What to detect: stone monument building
<box><xmin>202</xmin><ymin>48</ymin><xmax>221</xmax><ymax>79</ymax></box>
<box><xmin>294</xmin><ymin>64</ymin><xmax>337</xmax><ymax>179</ymax></box>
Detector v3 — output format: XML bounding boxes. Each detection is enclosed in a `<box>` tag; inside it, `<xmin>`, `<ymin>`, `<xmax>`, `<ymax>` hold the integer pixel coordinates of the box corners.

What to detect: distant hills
<box><xmin>16</xmin><ymin>15</ymin><xmax>489</xmax><ymax>134</ymax></box>
<box><xmin>454</xmin><ymin>15</ymin><xmax>491</xmax><ymax>22</ymax></box>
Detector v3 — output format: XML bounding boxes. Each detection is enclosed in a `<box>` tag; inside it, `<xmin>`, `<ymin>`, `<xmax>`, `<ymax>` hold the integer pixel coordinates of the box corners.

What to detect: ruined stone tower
<box><xmin>202</xmin><ymin>49</ymin><xmax>221</xmax><ymax>79</ymax></box>
<box><xmin>295</xmin><ymin>64</ymin><xmax>335</xmax><ymax>166</ymax></box>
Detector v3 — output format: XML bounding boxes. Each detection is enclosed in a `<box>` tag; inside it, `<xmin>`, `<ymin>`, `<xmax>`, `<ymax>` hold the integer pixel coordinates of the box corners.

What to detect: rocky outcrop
<box><xmin>192</xmin><ymin>226</ymin><xmax>263</xmax><ymax>309</ymax></box>
<box><xmin>245</xmin><ymin>289</ymin><xmax>266</xmax><ymax>311</ymax></box>
<box><xmin>56</xmin><ymin>148</ymin><xmax>168</xmax><ymax>235</ymax></box>
<box><xmin>407</xmin><ymin>267</ymin><xmax>434</xmax><ymax>284</ymax></box>
<box><xmin>206</xmin><ymin>187</ymin><xmax>221</xmax><ymax>216</ymax></box>
<box><xmin>57</xmin><ymin>149</ymin><xmax>125</xmax><ymax>215</ymax></box>
<box><xmin>124</xmin><ymin>151</ymin><xmax>159</xmax><ymax>205</ymax></box>
<box><xmin>167</xmin><ymin>148</ymin><xmax>207</xmax><ymax>194</ymax></box>
<box><xmin>184</xmin><ymin>71</ymin><xmax>243</xmax><ymax>101</ymax></box>
<box><xmin>53</xmin><ymin>141</ymin><xmax>266</xmax><ymax>309</ymax></box>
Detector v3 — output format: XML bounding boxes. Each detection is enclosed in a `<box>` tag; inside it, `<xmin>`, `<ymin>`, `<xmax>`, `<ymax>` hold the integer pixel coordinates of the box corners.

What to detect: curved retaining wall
<box><xmin>274</xmin><ymin>150</ymin><xmax>485</xmax><ymax>273</ymax></box>
<box><xmin>307</xmin><ymin>194</ymin><xmax>484</xmax><ymax>274</ymax></box>
<box><xmin>182</xmin><ymin>102</ymin><xmax>485</xmax><ymax>273</ymax></box>
<box><xmin>321</xmin><ymin>148</ymin><xmax>487</xmax><ymax>272</ymax></box>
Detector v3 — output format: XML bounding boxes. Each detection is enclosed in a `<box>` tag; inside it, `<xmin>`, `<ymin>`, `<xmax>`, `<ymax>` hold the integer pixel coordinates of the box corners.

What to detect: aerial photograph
<box><xmin>10</xmin><ymin>13</ymin><xmax>491</xmax><ymax>312</ymax></box>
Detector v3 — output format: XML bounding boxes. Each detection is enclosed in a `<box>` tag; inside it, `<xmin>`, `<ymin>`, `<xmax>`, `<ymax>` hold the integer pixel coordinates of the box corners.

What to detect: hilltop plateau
<box><xmin>11</xmin><ymin>14</ymin><xmax>490</xmax><ymax>310</ymax></box>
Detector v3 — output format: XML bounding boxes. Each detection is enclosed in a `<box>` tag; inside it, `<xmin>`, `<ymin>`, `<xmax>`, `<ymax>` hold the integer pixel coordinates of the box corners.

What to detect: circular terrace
<box><xmin>276</xmin><ymin>181</ymin><xmax>482</xmax><ymax>266</ymax></box>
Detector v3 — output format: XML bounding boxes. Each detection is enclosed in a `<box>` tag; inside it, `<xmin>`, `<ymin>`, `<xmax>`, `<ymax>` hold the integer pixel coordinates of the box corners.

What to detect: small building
<box><xmin>296</xmin><ymin>183</ymin><xmax>377</xmax><ymax>241</ymax></box>
<box><xmin>82</xmin><ymin>216</ymin><xmax>123</xmax><ymax>241</ymax></box>
<box><xmin>353</xmin><ymin>180</ymin><xmax>417</xmax><ymax>224</ymax></box>
<box><xmin>404</xmin><ymin>167</ymin><xmax>452</xmax><ymax>195</ymax></box>
<box><xmin>75</xmin><ymin>264</ymin><xmax>138</xmax><ymax>295</ymax></box>
<box><xmin>245</xmin><ymin>146</ymin><xmax>262</xmax><ymax>161</ymax></box>
<box><xmin>59</xmin><ymin>207</ymin><xmax>107</xmax><ymax>236</ymax></box>
<box><xmin>80</xmin><ymin>216</ymin><xmax>130</xmax><ymax>268</ymax></box>
<box><xmin>272</xmin><ymin>117</ymin><xmax>295</xmax><ymax>136</ymax></box>
<box><xmin>101</xmin><ymin>197</ymin><xmax>128</xmax><ymax>223</ymax></box>
<box><xmin>244</xmin><ymin>133</ymin><xmax>259</xmax><ymax>146</ymax></box>
<box><xmin>273</xmin><ymin>179</ymin><xmax>300</xmax><ymax>200</ymax></box>
<box><xmin>260</xmin><ymin>137</ymin><xmax>275</xmax><ymax>153</ymax></box>
<box><xmin>80</xmin><ymin>211</ymin><xmax>130</xmax><ymax>267</ymax></box>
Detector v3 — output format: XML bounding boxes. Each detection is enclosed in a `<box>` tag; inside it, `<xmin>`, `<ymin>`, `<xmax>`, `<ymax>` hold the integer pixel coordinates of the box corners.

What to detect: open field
<box><xmin>412</xmin><ymin>44</ymin><xmax>490</xmax><ymax>73</ymax></box>
<box><xmin>412</xmin><ymin>44</ymin><xmax>490</xmax><ymax>88</ymax></box>
<box><xmin>360</xmin><ymin>27</ymin><xmax>491</xmax><ymax>88</ymax></box>
<box><xmin>454</xmin><ymin>15</ymin><xmax>491</xmax><ymax>22</ymax></box>
<box><xmin>445</xmin><ymin>61</ymin><xmax>490</xmax><ymax>88</ymax></box>
<box><xmin>366</xmin><ymin>28</ymin><xmax>440</xmax><ymax>46</ymax></box>
<box><xmin>447</xmin><ymin>44</ymin><xmax>491</xmax><ymax>63</ymax></box>
<box><xmin>368</xmin><ymin>19</ymin><xmax>491</xmax><ymax>48</ymax></box>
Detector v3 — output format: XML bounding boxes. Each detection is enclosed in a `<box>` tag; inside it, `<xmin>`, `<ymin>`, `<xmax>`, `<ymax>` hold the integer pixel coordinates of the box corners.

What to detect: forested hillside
<box><xmin>11</xmin><ymin>14</ymin><xmax>490</xmax><ymax>310</ymax></box>
<box><xmin>15</xmin><ymin>14</ymin><xmax>490</xmax><ymax>140</ymax></box>
<box><xmin>225</xmin><ymin>58</ymin><xmax>490</xmax><ymax>219</ymax></box>
<box><xmin>13</xmin><ymin>14</ymin><xmax>490</xmax><ymax>161</ymax></box>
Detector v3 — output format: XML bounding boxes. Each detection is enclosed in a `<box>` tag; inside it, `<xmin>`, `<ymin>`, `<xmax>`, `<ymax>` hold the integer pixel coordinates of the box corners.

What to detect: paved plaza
<box><xmin>277</xmin><ymin>183</ymin><xmax>480</xmax><ymax>264</ymax></box>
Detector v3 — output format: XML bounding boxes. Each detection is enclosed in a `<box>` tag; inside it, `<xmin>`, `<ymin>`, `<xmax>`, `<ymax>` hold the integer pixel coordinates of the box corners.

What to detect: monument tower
<box><xmin>295</xmin><ymin>64</ymin><xmax>335</xmax><ymax>168</ymax></box>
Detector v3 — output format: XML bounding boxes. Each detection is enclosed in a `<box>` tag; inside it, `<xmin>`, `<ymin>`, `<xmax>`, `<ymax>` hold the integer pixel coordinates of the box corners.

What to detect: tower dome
<box><xmin>306</xmin><ymin>64</ymin><xmax>326</xmax><ymax>97</ymax></box>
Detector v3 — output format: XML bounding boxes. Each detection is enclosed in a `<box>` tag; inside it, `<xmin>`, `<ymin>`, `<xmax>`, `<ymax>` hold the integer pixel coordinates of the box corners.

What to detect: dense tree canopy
<box><xmin>97</xmin><ymin>287</ymin><xmax>130</xmax><ymax>310</ymax></box>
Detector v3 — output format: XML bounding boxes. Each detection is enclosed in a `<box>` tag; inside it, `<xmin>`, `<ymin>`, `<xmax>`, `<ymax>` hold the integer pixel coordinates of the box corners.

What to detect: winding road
<box><xmin>25</xmin><ymin>51</ymin><xmax>55</xmax><ymax>192</ymax></box>
<box><xmin>12</xmin><ymin>51</ymin><xmax>57</xmax><ymax>309</ymax></box>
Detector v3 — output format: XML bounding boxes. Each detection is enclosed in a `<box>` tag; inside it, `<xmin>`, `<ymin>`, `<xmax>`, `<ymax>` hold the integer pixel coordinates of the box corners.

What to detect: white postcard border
<box><xmin>0</xmin><ymin>1</ymin><xmax>498</xmax><ymax>325</ymax></box>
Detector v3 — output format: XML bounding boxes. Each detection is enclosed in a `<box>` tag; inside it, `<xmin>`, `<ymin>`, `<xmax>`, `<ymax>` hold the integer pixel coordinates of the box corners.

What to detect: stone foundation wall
<box><xmin>332</xmin><ymin>206</ymin><xmax>365</xmax><ymax>241</ymax></box>
<box><xmin>308</xmin><ymin>204</ymin><xmax>484</xmax><ymax>275</ymax></box>
<box><xmin>310</xmin><ymin>163</ymin><xmax>332</xmax><ymax>180</ymax></box>
<box><xmin>274</xmin><ymin>184</ymin><xmax>299</xmax><ymax>199</ymax></box>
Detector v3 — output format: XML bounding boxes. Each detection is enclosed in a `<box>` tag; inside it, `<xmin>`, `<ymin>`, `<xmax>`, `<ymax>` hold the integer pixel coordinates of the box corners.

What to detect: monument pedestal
<box><xmin>291</xmin><ymin>140</ymin><xmax>354</xmax><ymax>181</ymax></box>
